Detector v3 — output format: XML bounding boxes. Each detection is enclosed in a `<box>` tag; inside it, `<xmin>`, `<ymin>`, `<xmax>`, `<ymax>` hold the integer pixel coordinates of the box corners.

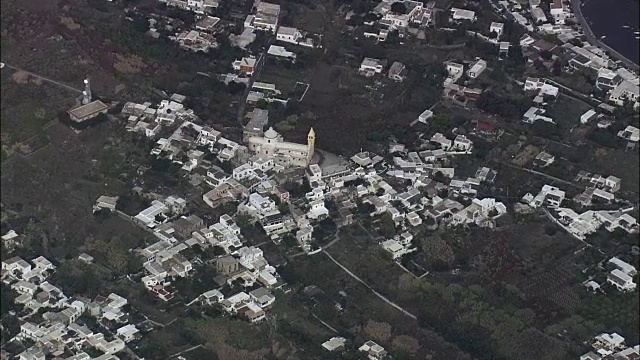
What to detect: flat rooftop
<box><xmin>68</xmin><ymin>100</ymin><xmax>109</xmax><ymax>120</ymax></box>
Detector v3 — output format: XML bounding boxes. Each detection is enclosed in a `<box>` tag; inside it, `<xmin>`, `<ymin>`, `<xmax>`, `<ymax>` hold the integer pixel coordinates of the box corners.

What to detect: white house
<box><xmin>549</xmin><ymin>0</ymin><xmax>567</xmax><ymax>24</ymax></box>
<box><xmin>531</xmin><ymin>8</ymin><xmax>548</xmax><ymax>24</ymax></box>
<box><xmin>580</xmin><ymin>109</ymin><xmax>598</xmax><ymax>124</ymax></box>
<box><xmin>359</xmin><ymin>340</ymin><xmax>388</xmax><ymax>360</ymax></box>
<box><xmin>307</xmin><ymin>199</ymin><xmax>329</xmax><ymax>220</ymax></box>
<box><xmin>388</xmin><ymin>61</ymin><xmax>407</xmax><ymax>82</ymax></box>
<box><xmin>604</xmin><ymin>175</ymin><xmax>621</xmax><ymax>193</ymax></box>
<box><xmin>322</xmin><ymin>337</ymin><xmax>347</xmax><ymax>352</ymax></box>
<box><xmin>381</xmin><ymin>240</ymin><xmax>406</xmax><ymax>260</ymax></box>
<box><xmin>609</xmin><ymin>81</ymin><xmax>639</xmax><ymax>109</ymax></box>
<box><xmin>186</xmin><ymin>0</ymin><xmax>219</xmax><ymax>14</ymax></box>
<box><xmin>267</xmin><ymin>45</ymin><xmax>296</xmax><ymax>60</ymax></box>
<box><xmin>116</xmin><ymin>324</ymin><xmax>140</xmax><ymax>343</ymax></box>
<box><xmin>2</xmin><ymin>256</ymin><xmax>32</xmax><ymax>275</ymax></box>
<box><xmin>276</xmin><ymin>26</ymin><xmax>303</xmax><ymax>44</ymax></box>
<box><xmin>450</xmin><ymin>8</ymin><xmax>476</xmax><ymax>21</ymax></box>
<box><xmin>430</xmin><ymin>133</ymin><xmax>452</xmax><ymax>150</ymax></box>
<box><xmin>307</xmin><ymin>164</ymin><xmax>322</xmax><ymax>183</ymax></box>
<box><xmin>359</xmin><ymin>58</ymin><xmax>385</xmax><ymax>76</ymax></box>
<box><xmin>524</xmin><ymin>77</ymin><xmax>542</xmax><ymax>91</ymax></box>
<box><xmin>252</xmin><ymin>2</ymin><xmax>280</xmax><ymax>33</ymax></box>
<box><xmin>490</xmin><ymin>22</ymin><xmax>504</xmax><ymax>37</ymax></box>
<box><xmin>607</xmin><ymin>269</ymin><xmax>636</xmax><ymax>291</ymax></box>
<box><xmin>95</xmin><ymin>195</ymin><xmax>119</xmax><ymax>212</ymax></box>
<box><xmin>617</xmin><ymin>125</ymin><xmax>640</xmax><ymax>142</ymax></box>
<box><xmin>11</xmin><ymin>281</ymin><xmax>38</xmax><ymax>295</ymax></box>
<box><xmin>453</xmin><ymin>134</ymin><xmax>473</xmax><ymax>152</ymax></box>
<box><xmin>608</xmin><ymin>257</ymin><xmax>637</xmax><ymax>276</ymax></box>
<box><xmin>202</xmin><ymin>289</ymin><xmax>224</xmax><ymax>305</ymax></box>
<box><xmin>444</xmin><ymin>61</ymin><xmax>464</xmax><ymax>83</ymax></box>
<box><xmin>523</xmin><ymin>107</ymin><xmax>554</xmax><ymax>124</ymax></box>
<box><xmin>594</xmin><ymin>333</ymin><xmax>626</xmax><ymax>351</ymax></box>
<box><xmin>596</xmin><ymin>68</ymin><xmax>623</xmax><ymax>90</ymax></box>
<box><xmin>467</xmin><ymin>59</ymin><xmax>487</xmax><ymax>79</ymax></box>
<box><xmin>417</xmin><ymin>109</ymin><xmax>434</xmax><ymax>123</ymax></box>
<box><xmin>249</xmin><ymin>287</ymin><xmax>276</xmax><ymax>308</ymax></box>
<box><xmin>529</xmin><ymin>184</ymin><xmax>565</xmax><ymax>208</ymax></box>
<box><xmin>237</xmin><ymin>301</ymin><xmax>266</xmax><ymax>323</ymax></box>
<box><xmin>220</xmin><ymin>292</ymin><xmax>251</xmax><ymax>313</ymax></box>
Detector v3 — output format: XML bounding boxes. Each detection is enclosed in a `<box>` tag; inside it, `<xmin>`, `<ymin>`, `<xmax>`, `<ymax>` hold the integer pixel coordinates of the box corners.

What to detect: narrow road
<box><xmin>410</xmin><ymin>101</ymin><xmax>440</xmax><ymax>127</ymax></box>
<box><xmin>322</xmin><ymin>251</ymin><xmax>417</xmax><ymax>320</ymax></box>
<box><xmin>170</xmin><ymin>344</ymin><xmax>203</xmax><ymax>358</ymax></box>
<box><xmin>1</xmin><ymin>63</ymin><xmax>83</xmax><ymax>93</ymax></box>
<box><xmin>311</xmin><ymin>313</ymin><xmax>339</xmax><ymax>334</ymax></box>
<box><xmin>542</xmin><ymin>77</ymin><xmax>600</xmax><ymax>105</ymax></box>
<box><xmin>495</xmin><ymin>161</ymin><xmax>582</xmax><ymax>189</ymax></box>
<box><xmin>236</xmin><ymin>48</ymin><xmax>269</xmax><ymax>126</ymax></box>
<box><xmin>321</xmin><ymin>228</ymin><xmax>342</xmax><ymax>250</ymax></box>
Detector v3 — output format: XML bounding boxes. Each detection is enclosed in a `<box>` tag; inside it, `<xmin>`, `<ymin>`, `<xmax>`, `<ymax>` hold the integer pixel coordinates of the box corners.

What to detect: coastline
<box><xmin>570</xmin><ymin>0</ymin><xmax>640</xmax><ymax>72</ymax></box>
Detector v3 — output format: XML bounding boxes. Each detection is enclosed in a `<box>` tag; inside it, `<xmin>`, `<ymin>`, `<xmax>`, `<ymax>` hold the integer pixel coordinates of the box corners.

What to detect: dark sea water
<box><xmin>581</xmin><ymin>0</ymin><xmax>640</xmax><ymax>65</ymax></box>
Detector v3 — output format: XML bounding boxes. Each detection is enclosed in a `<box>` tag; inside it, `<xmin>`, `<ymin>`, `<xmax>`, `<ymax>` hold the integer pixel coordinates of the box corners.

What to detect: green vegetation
<box><xmin>476</xmin><ymin>90</ymin><xmax>533</xmax><ymax>120</ymax></box>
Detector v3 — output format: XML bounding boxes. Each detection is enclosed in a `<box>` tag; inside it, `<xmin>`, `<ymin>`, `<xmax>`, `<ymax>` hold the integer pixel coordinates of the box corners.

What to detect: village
<box><xmin>1</xmin><ymin>0</ymin><xmax>639</xmax><ymax>358</ymax></box>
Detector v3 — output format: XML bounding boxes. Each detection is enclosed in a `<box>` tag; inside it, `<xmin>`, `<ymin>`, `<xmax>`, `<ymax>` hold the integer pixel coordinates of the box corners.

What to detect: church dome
<box><xmin>264</xmin><ymin>127</ymin><xmax>279</xmax><ymax>139</ymax></box>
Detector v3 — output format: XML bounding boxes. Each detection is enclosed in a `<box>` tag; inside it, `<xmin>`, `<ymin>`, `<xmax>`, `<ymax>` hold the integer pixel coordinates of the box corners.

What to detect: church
<box><xmin>247</xmin><ymin>127</ymin><xmax>315</xmax><ymax>168</ymax></box>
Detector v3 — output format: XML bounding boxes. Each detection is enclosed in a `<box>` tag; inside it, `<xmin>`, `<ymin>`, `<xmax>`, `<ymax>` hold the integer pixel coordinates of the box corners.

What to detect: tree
<box><xmin>532</xmin><ymin>120</ymin><xmax>560</xmax><ymax>139</ymax></box>
<box><xmin>390</xmin><ymin>2</ymin><xmax>407</xmax><ymax>14</ymax></box>
<box><xmin>1</xmin><ymin>284</ymin><xmax>15</xmax><ymax>316</ymax></box>
<box><xmin>504</xmin><ymin>45</ymin><xmax>526</xmax><ymax>76</ymax></box>
<box><xmin>431</xmin><ymin>114</ymin><xmax>451</xmax><ymax>133</ymax></box>
<box><xmin>227</xmin><ymin>81</ymin><xmax>246</xmax><ymax>94</ymax></box>
<box><xmin>346</xmin><ymin>14</ymin><xmax>364</xmax><ymax>26</ymax></box>
<box><xmin>432</xmin><ymin>171</ymin><xmax>445</xmax><ymax>183</ymax></box>
<box><xmin>52</xmin><ymin>261</ymin><xmax>101</xmax><ymax>297</ymax></box>
<box><xmin>544</xmin><ymin>224</ymin><xmax>557</xmax><ymax>236</ymax></box>
<box><xmin>150</xmin><ymin>157</ymin><xmax>173</xmax><ymax>172</ymax></box>
<box><xmin>551</xmin><ymin>59</ymin><xmax>562</xmax><ymax>76</ymax></box>
<box><xmin>379</xmin><ymin>213</ymin><xmax>396</xmax><ymax>238</ymax></box>
<box><xmin>540</xmin><ymin>50</ymin><xmax>553</xmax><ymax>60</ymax></box>
<box><xmin>357</xmin><ymin>202</ymin><xmax>375</xmax><ymax>215</ymax></box>
<box><xmin>363</xmin><ymin>12</ymin><xmax>380</xmax><ymax>23</ymax></box>
<box><xmin>588</xmin><ymin>129</ymin><xmax>619</xmax><ymax>148</ymax></box>
<box><xmin>132</xmin><ymin>14</ymin><xmax>150</xmax><ymax>33</ymax></box>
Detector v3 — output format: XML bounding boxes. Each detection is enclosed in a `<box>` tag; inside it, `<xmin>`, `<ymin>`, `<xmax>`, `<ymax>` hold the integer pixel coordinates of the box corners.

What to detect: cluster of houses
<box><xmin>358</xmin><ymin>58</ymin><xmax>408</xmax><ymax>83</ymax></box>
<box><xmin>149</xmin><ymin>0</ymin><xmax>222</xmax><ymax>51</ymax></box>
<box><xmin>1</xmin><ymin>256</ymin><xmax>141</xmax><ymax>359</ymax></box>
<box><xmin>580</xmin><ymin>332</ymin><xmax>639</xmax><ymax>360</ymax></box>
<box><xmin>486</xmin><ymin>0</ymin><xmax>640</xmax><ymax>116</ymax></box>
<box><xmin>322</xmin><ymin>337</ymin><xmax>388</xmax><ymax>360</ymax></box>
<box><xmin>604</xmin><ymin>257</ymin><xmax>637</xmax><ymax>292</ymax></box>
<box><xmin>121</xmin><ymin>192</ymin><xmax>282</xmax><ymax>309</ymax></box>
<box><xmin>117</xmin><ymin>86</ymin><xmax>517</xmax><ymax>264</ymax></box>
<box><xmin>517</xmin><ymin>177</ymin><xmax>638</xmax><ymax>240</ymax></box>
<box><xmin>122</xmin><ymin>94</ymin><xmax>190</xmax><ymax>137</ymax></box>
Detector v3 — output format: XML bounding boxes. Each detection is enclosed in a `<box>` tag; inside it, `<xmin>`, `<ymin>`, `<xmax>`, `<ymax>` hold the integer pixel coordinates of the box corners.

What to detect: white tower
<box><xmin>82</xmin><ymin>78</ymin><xmax>92</xmax><ymax>105</ymax></box>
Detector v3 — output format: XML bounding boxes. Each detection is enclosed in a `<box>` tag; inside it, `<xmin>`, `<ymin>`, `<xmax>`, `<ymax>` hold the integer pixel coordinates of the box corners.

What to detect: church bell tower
<box><xmin>307</xmin><ymin>127</ymin><xmax>315</xmax><ymax>164</ymax></box>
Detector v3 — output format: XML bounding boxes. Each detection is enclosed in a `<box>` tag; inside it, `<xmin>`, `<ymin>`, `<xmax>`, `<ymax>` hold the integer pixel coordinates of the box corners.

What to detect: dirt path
<box><xmin>322</xmin><ymin>251</ymin><xmax>417</xmax><ymax>320</ymax></box>
<box><xmin>2</xmin><ymin>63</ymin><xmax>83</xmax><ymax>93</ymax></box>
<box><xmin>170</xmin><ymin>344</ymin><xmax>203</xmax><ymax>358</ymax></box>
